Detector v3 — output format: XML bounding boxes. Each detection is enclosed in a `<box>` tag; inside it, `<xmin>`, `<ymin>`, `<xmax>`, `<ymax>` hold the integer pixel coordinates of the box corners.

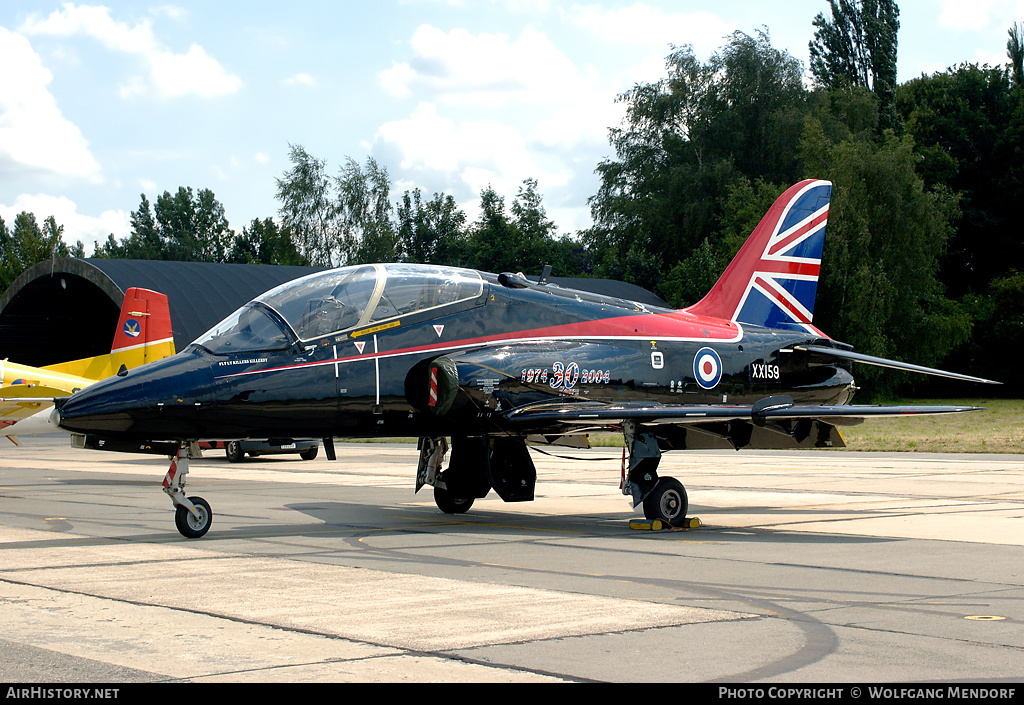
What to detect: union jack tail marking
<box><xmin>685</xmin><ymin>179</ymin><xmax>831</xmax><ymax>335</ymax></box>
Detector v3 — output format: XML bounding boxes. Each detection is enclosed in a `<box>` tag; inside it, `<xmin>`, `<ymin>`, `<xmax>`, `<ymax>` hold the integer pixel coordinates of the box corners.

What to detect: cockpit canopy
<box><xmin>195</xmin><ymin>264</ymin><xmax>485</xmax><ymax>354</ymax></box>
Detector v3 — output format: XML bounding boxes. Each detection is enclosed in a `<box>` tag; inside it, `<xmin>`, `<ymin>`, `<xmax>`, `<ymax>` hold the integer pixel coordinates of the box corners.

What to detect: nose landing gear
<box><xmin>163</xmin><ymin>444</ymin><xmax>213</xmax><ymax>538</ymax></box>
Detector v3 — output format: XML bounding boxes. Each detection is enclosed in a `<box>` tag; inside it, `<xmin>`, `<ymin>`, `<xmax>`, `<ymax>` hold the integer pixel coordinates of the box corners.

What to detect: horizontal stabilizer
<box><xmin>795</xmin><ymin>345</ymin><xmax>1001</xmax><ymax>385</ymax></box>
<box><xmin>0</xmin><ymin>385</ymin><xmax>74</xmax><ymax>399</ymax></box>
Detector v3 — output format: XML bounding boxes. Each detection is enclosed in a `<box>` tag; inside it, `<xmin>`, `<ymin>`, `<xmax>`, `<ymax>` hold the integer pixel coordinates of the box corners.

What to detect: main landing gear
<box><xmin>415</xmin><ymin>430</ymin><xmax>690</xmax><ymax>527</ymax></box>
<box><xmin>163</xmin><ymin>444</ymin><xmax>213</xmax><ymax>538</ymax></box>
<box><xmin>416</xmin><ymin>437</ymin><xmax>476</xmax><ymax>514</ymax></box>
<box><xmin>623</xmin><ymin>421</ymin><xmax>689</xmax><ymax>526</ymax></box>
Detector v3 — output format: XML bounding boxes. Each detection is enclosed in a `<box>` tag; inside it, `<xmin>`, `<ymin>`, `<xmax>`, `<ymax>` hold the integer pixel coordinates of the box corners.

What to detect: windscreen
<box><xmin>194</xmin><ymin>303</ymin><xmax>292</xmax><ymax>354</ymax></box>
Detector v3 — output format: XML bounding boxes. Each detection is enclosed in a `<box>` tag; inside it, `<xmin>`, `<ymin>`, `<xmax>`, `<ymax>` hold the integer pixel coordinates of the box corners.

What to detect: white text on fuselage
<box><xmin>751</xmin><ymin>363</ymin><xmax>780</xmax><ymax>380</ymax></box>
<box><xmin>218</xmin><ymin>358</ymin><xmax>268</xmax><ymax>367</ymax></box>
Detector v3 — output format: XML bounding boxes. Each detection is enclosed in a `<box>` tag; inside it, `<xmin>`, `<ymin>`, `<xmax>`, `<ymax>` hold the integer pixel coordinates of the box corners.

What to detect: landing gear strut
<box><xmin>163</xmin><ymin>444</ymin><xmax>213</xmax><ymax>538</ymax></box>
<box><xmin>416</xmin><ymin>436</ymin><xmax>475</xmax><ymax>514</ymax></box>
<box><xmin>623</xmin><ymin>421</ymin><xmax>689</xmax><ymax>526</ymax></box>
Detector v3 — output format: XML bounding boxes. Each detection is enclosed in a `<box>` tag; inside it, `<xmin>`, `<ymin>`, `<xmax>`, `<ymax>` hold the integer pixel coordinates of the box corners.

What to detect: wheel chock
<box><xmin>629</xmin><ymin>517</ymin><xmax>702</xmax><ymax>531</ymax></box>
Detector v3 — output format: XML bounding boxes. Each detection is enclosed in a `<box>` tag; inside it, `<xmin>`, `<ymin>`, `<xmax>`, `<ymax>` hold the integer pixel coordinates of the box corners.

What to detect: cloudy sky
<box><xmin>1</xmin><ymin>0</ymin><xmax>1021</xmax><ymax>252</ymax></box>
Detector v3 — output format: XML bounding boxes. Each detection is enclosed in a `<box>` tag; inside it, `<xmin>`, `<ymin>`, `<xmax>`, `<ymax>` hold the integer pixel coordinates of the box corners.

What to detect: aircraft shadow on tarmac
<box><xmin>272</xmin><ymin>501</ymin><xmax>896</xmax><ymax>546</ymax></box>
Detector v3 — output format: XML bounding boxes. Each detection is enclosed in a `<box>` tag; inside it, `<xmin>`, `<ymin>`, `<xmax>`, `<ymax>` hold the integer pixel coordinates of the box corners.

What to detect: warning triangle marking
<box><xmin>434</xmin><ymin>325</ymin><xmax>444</xmax><ymax>338</ymax></box>
<box><xmin>354</xmin><ymin>341</ymin><xmax>366</xmax><ymax>354</ymax></box>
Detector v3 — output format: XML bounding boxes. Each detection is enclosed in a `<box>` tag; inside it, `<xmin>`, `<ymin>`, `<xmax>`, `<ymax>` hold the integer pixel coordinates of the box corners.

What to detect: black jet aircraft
<box><xmin>54</xmin><ymin>180</ymin><xmax>998</xmax><ymax>538</ymax></box>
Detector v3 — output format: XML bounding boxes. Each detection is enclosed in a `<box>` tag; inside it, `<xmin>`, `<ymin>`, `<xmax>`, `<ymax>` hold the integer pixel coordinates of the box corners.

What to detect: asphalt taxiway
<box><xmin>1</xmin><ymin>435</ymin><xmax>1021</xmax><ymax>683</ymax></box>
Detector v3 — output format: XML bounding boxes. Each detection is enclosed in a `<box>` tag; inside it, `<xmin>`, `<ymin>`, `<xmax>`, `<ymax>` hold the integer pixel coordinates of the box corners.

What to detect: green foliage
<box><xmin>800</xmin><ymin>119</ymin><xmax>970</xmax><ymax>395</ymax></box>
<box><xmin>1009</xmin><ymin>22</ymin><xmax>1024</xmax><ymax>89</ymax></box>
<box><xmin>275</xmin><ymin>144</ymin><xmax>336</xmax><ymax>266</ymax></box>
<box><xmin>459</xmin><ymin>179</ymin><xmax>573</xmax><ymax>276</ymax></box>
<box><xmin>810</xmin><ymin>0</ymin><xmax>901</xmax><ymax>132</ymax></box>
<box><xmin>659</xmin><ymin>238</ymin><xmax>724</xmax><ymax>308</ymax></box>
<box><xmin>337</xmin><ymin>157</ymin><xmax>402</xmax><ymax>265</ymax></box>
<box><xmin>275</xmin><ymin>149</ymin><xmax>408</xmax><ymax>267</ymax></box>
<box><xmin>0</xmin><ymin>212</ymin><xmax>83</xmax><ymax>292</ymax></box>
<box><xmin>96</xmin><ymin>187</ymin><xmax>233</xmax><ymax>263</ymax></box>
<box><xmin>227</xmin><ymin>218</ymin><xmax>308</xmax><ymax>265</ymax></box>
<box><xmin>585</xmin><ymin>30</ymin><xmax>808</xmax><ymax>297</ymax></box>
<box><xmin>274</xmin><ymin>147</ymin><xmax>577</xmax><ymax>277</ymax></box>
<box><xmin>896</xmin><ymin>63</ymin><xmax>1023</xmax><ymax>296</ymax></box>
<box><xmin>397</xmin><ymin>189</ymin><xmax>466</xmax><ymax>265</ymax></box>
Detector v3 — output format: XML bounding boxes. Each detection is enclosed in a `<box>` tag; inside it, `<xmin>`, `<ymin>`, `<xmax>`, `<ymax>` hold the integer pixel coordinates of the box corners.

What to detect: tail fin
<box><xmin>44</xmin><ymin>288</ymin><xmax>175</xmax><ymax>379</ymax></box>
<box><xmin>685</xmin><ymin>180</ymin><xmax>831</xmax><ymax>334</ymax></box>
<box><xmin>108</xmin><ymin>287</ymin><xmax>175</xmax><ymax>367</ymax></box>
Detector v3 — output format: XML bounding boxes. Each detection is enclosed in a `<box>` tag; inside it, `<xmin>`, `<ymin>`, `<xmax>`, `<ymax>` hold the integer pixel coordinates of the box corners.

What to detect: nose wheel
<box><xmin>174</xmin><ymin>496</ymin><xmax>212</xmax><ymax>538</ymax></box>
<box><xmin>163</xmin><ymin>444</ymin><xmax>214</xmax><ymax>538</ymax></box>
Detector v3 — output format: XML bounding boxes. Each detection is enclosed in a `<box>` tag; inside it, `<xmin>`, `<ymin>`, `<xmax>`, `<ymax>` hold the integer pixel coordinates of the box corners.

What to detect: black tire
<box><xmin>225</xmin><ymin>441</ymin><xmax>245</xmax><ymax>463</ymax></box>
<box><xmin>643</xmin><ymin>477</ymin><xmax>688</xmax><ymax>525</ymax></box>
<box><xmin>434</xmin><ymin>486</ymin><xmax>474</xmax><ymax>514</ymax></box>
<box><xmin>300</xmin><ymin>446</ymin><xmax>318</xmax><ymax>461</ymax></box>
<box><xmin>174</xmin><ymin>496</ymin><xmax>212</xmax><ymax>539</ymax></box>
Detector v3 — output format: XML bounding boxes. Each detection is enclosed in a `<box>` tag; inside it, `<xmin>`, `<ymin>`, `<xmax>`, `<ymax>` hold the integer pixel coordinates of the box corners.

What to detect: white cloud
<box><xmin>0</xmin><ymin>28</ymin><xmax>101</xmax><ymax>181</ymax></box>
<box><xmin>0</xmin><ymin>193</ymin><xmax>130</xmax><ymax>250</ymax></box>
<box><xmin>939</xmin><ymin>0</ymin><xmax>1024</xmax><ymax>31</ymax></box>
<box><xmin>284</xmin><ymin>73</ymin><xmax>316</xmax><ymax>87</ymax></box>
<box><xmin>373</xmin><ymin>102</ymin><xmax>572</xmax><ymax>202</ymax></box>
<box><xmin>374</xmin><ymin>23</ymin><xmax>630</xmax><ymax>230</ymax></box>
<box><xmin>20</xmin><ymin>3</ymin><xmax>241</xmax><ymax>100</ymax></box>
<box><xmin>379</xmin><ymin>25</ymin><xmax>588</xmax><ymax>108</ymax></box>
<box><xmin>567</xmin><ymin>3</ymin><xmax>738</xmax><ymax>58</ymax></box>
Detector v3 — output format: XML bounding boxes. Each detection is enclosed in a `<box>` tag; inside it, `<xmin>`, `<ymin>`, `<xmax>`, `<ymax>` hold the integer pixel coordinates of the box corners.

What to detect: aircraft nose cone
<box><xmin>57</xmin><ymin>350</ymin><xmax>212</xmax><ymax>439</ymax></box>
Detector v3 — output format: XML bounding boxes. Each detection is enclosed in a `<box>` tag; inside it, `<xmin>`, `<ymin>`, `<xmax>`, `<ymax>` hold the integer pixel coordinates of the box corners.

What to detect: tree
<box><xmin>896</xmin><ymin>63</ymin><xmax>1022</xmax><ymax>296</ymax></box>
<box><xmin>810</xmin><ymin>0</ymin><xmax>901</xmax><ymax>132</ymax></box>
<box><xmin>158</xmin><ymin>187</ymin><xmax>233</xmax><ymax>262</ymax></box>
<box><xmin>584</xmin><ymin>32</ymin><xmax>808</xmax><ymax>294</ymax></box>
<box><xmin>228</xmin><ymin>218</ymin><xmax>308</xmax><ymax>265</ymax></box>
<box><xmin>1</xmin><ymin>213</ymin><xmax>81</xmax><ymax>291</ymax></box>
<box><xmin>459</xmin><ymin>180</ymin><xmax>573</xmax><ymax>276</ymax></box>
<box><xmin>1009</xmin><ymin>22</ymin><xmax>1024</xmax><ymax>89</ymax></box>
<box><xmin>397</xmin><ymin>189</ymin><xmax>467</xmax><ymax>265</ymax></box>
<box><xmin>276</xmin><ymin>148</ymin><xmax>402</xmax><ymax>266</ymax></box>
<box><xmin>800</xmin><ymin>118</ymin><xmax>969</xmax><ymax>395</ymax></box>
<box><xmin>96</xmin><ymin>188</ymin><xmax>234</xmax><ymax>262</ymax></box>
<box><xmin>336</xmin><ymin>157</ymin><xmax>401</xmax><ymax>265</ymax></box>
<box><xmin>275</xmin><ymin>144</ymin><xmax>336</xmax><ymax>266</ymax></box>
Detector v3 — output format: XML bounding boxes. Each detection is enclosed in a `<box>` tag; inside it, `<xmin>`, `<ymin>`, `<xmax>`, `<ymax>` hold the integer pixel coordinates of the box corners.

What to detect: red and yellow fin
<box><xmin>44</xmin><ymin>288</ymin><xmax>175</xmax><ymax>380</ymax></box>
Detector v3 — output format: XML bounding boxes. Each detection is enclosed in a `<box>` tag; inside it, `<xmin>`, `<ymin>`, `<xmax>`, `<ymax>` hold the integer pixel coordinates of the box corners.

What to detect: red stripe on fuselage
<box><xmin>217</xmin><ymin>311</ymin><xmax>743</xmax><ymax>379</ymax></box>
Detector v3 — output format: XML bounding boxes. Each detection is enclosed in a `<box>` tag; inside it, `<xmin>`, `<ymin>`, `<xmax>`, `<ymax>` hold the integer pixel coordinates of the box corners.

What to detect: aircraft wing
<box><xmin>0</xmin><ymin>384</ymin><xmax>76</xmax><ymax>399</ymax></box>
<box><xmin>1</xmin><ymin>384</ymin><xmax>82</xmax><ymax>430</ymax></box>
<box><xmin>503</xmin><ymin>398</ymin><xmax>983</xmax><ymax>428</ymax></box>
<box><xmin>500</xmin><ymin>396</ymin><xmax>983</xmax><ymax>452</ymax></box>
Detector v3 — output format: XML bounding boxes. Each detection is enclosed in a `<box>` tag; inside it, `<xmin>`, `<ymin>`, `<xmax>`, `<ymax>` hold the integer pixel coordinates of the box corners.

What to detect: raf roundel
<box><xmin>693</xmin><ymin>347</ymin><xmax>723</xmax><ymax>390</ymax></box>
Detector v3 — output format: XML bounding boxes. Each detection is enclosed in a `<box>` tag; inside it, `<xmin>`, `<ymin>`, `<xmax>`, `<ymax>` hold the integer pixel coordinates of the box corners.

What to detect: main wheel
<box><xmin>300</xmin><ymin>446</ymin><xmax>318</xmax><ymax>461</ymax></box>
<box><xmin>433</xmin><ymin>486</ymin><xmax>474</xmax><ymax>514</ymax></box>
<box><xmin>225</xmin><ymin>441</ymin><xmax>245</xmax><ymax>463</ymax></box>
<box><xmin>643</xmin><ymin>477</ymin><xmax>688</xmax><ymax>525</ymax></box>
<box><xmin>174</xmin><ymin>496</ymin><xmax>213</xmax><ymax>538</ymax></box>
